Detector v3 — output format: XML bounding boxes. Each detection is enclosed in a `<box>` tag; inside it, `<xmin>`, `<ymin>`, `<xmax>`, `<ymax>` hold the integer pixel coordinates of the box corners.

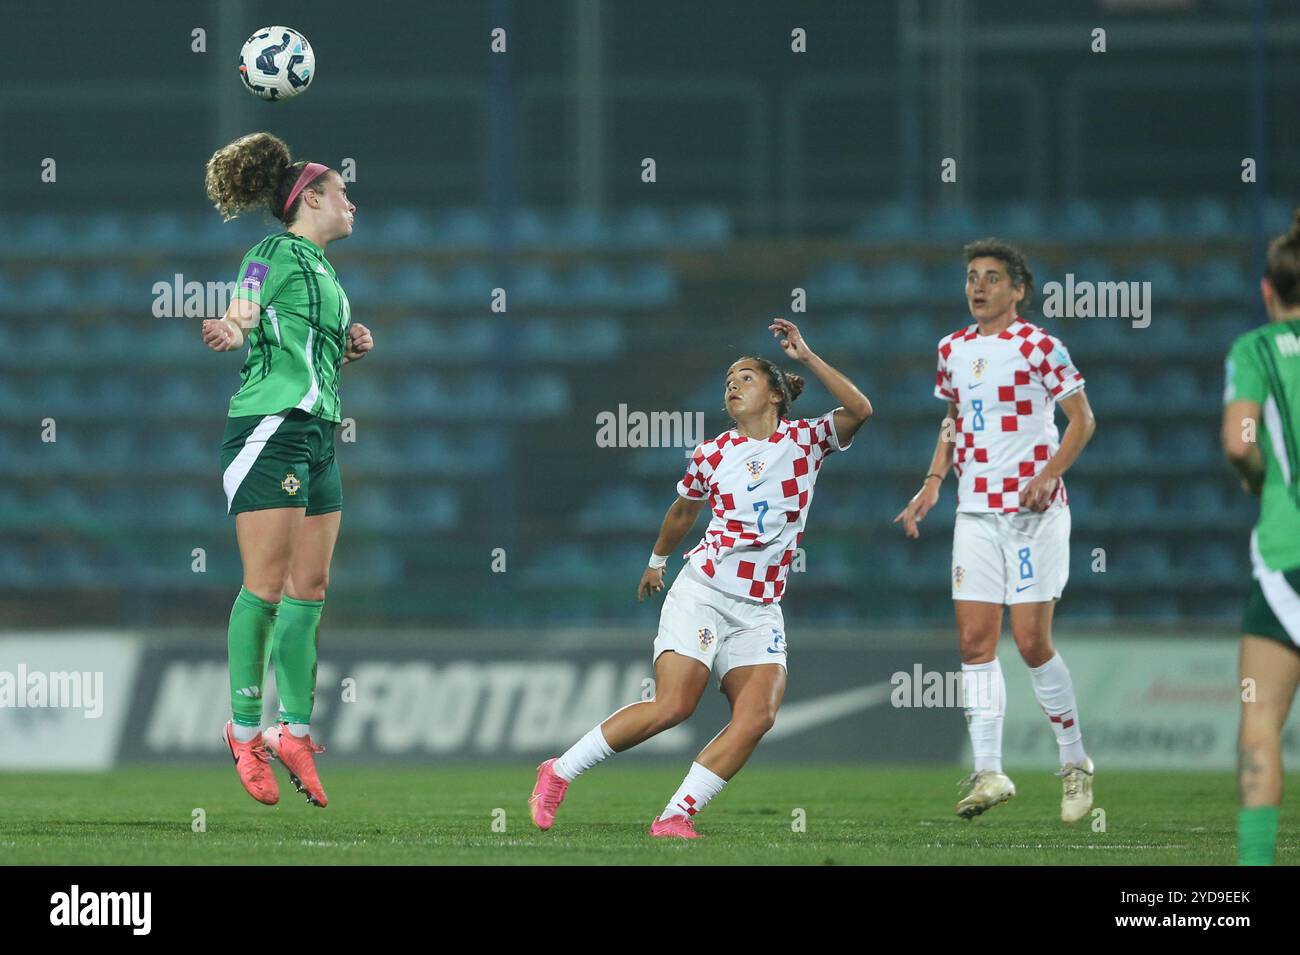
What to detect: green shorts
<box><xmin>221</xmin><ymin>410</ymin><xmax>341</xmax><ymax>517</ymax></box>
<box><xmin>1243</xmin><ymin>566</ymin><xmax>1300</xmax><ymax>652</ymax></box>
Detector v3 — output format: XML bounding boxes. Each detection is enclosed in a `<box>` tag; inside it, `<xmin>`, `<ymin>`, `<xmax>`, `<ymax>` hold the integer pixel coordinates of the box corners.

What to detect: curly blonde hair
<box><xmin>204</xmin><ymin>132</ymin><xmax>323</xmax><ymax>223</ymax></box>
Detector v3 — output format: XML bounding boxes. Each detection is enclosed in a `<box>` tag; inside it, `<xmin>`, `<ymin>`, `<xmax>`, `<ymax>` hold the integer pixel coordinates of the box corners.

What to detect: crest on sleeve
<box><xmin>240</xmin><ymin>260</ymin><xmax>269</xmax><ymax>293</ymax></box>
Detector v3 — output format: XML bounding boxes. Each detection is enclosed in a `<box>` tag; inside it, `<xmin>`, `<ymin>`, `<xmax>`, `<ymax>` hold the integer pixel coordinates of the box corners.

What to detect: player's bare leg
<box><xmin>955</xmin><ymin>600</ymin><xmax>1016</xmax><ymax>818</ymax></box>
<box><xmin>602</xmin><ymin>651</ymin><xmax>710</xmax><ymax>750</ymax></box>
<box><xmin>694</xmin><ymin>663</ymin><xmax>786</xmax><ymax>780</ymax></box>
<box><xmin>531</xmin><ymin>650</ymin><xmax>709</xmax><ymax>830</ymax></box>
<box><xmin>1011</xmin><ymin>599</ymin><xmax>1093</xmax><ymax>822</ymax></box>
<box><xmin>224</xmin><ymin>508</ymin><xmax>303</xmax><ymax>800</ymax></box>
<box><xmin>1238</xmin><ymin>635</ymin><xmax>1300</xmax><ymax>863</ymax></box>
<box><xmin>649</xmin><ymin>663</ymin><xmax>786</xmax><ymax>838</ymax></box>
<box><xmin>264</xmin><ymin>510</ymin><xmax>339</xmax><ymax>807</ymax></box>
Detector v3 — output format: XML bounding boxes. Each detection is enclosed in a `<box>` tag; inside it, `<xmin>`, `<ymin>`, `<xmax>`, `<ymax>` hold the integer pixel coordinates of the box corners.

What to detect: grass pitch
<box><xmin>0</xmin><ymin>763</ymin><xmax>1271</xmax><ymax>865</ymax></box>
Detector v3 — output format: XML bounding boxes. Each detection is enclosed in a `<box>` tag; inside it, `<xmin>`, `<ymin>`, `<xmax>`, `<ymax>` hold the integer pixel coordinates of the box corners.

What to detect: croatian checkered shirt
<box><xmin>676</xmin><ymin>410</ymin><xmax>851</xmax><ymax>603</ymax></box>
<box><xmin>935</xmin><ymin>318</ymin><xmax>1085</xmax><ymax>513</ymax></box>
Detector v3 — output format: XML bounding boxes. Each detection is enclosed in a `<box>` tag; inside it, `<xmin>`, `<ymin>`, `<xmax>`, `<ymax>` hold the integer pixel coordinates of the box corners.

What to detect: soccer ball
<box><xmin>238</xmin><ymin>26</ymin><xmax>315</xmax><ymax>101</ymax></box>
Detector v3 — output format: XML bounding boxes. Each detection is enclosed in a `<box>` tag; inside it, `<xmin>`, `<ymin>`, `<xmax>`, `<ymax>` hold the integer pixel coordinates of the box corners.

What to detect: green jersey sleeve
<box><xmin>1225</xmin><ymin>331</ymin><xmax>1269</xmax><ymax>405</ymax></box>
<box><xmin>232</xmin><ymin>246</ymin><xmax>289</xmax><ymax>307</ymax></box>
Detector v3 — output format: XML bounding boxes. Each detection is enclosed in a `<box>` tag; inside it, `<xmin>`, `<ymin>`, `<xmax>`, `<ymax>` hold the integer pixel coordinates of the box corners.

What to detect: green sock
<box><xmin>272</xmin><ymin>594</ymin><xmax>324</xmax><ymax>725</ymax></box>
<box><xmin>1238</xmin><ymin>805</ymin><xmax>1279</xmax><ymax>866</ymax></box>
<box><xmin>227</xmin><ymin>587</ymin><xmax>278</xmax><ymax>727</ymax></box>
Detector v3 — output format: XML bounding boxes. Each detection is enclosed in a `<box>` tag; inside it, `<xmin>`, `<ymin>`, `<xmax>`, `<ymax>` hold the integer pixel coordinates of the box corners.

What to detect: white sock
<box><xmin>554</xmin><ymin>724</ymin><xmax>615</xmax><ymax>782</ymax></box>
<box><xmin>962</xmin><ymin>660</ymin><xmax>1006</xmax><ymax>773</ymax></box>
<box><xmin>231</xmin><ymin>723</ymin><xmax>260</xmax><ymax>743</ymax></box>
<box><xmin>286</xmin><ymin>722</ymin><xmax>311</xmax><ymax>738</ymax></box>
<box><xmin>660</xmin><ymin>761</ymin><xmax>727</xmax><ymax>821</ymax></box>
<box><xmin>1029</xmin><ymin>652</ymin><xmax>1087</xmax><ymax>766</ymax></box>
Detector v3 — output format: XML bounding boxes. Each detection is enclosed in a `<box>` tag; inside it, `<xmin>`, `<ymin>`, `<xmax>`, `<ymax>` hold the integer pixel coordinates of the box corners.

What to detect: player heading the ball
<box><xmin>202</xmin><ymin>131</ymin><xmax>372</xmax><ymax>810</ymax></box>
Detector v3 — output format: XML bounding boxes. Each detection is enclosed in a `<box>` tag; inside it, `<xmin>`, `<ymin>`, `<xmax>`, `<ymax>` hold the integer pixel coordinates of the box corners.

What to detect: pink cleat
<box><xmin>263</xmin><ymin>723</ymin><xmax>328</xmax><ymax>807</ymax></box>
<box><xmin>649</xmin><ymin>814</ymin><xmax>700</xmax><ymax>839</ymax></box>
<box><xmin>222</xmin><ymin>721</ymin><xmax>279</xmax><ymax>805</ymax></box>
<box><xmin>529</xmin><ymin>757</ymin><xmax>570</xmax><ymax>831</ymax></box>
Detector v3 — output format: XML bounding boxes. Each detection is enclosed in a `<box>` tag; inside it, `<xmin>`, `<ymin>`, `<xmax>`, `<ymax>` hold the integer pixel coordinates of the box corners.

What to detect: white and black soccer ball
<box><xmin>238</xmin><ymin>26</ymin><xmax>315</xmax><ymax>102</ymax></box>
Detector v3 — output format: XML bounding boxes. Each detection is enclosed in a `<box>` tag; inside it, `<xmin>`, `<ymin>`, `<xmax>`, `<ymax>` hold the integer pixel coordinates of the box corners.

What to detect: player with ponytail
<box><xmin>201</xmin><ymin>132</ymin><xmax>371</xmax><ymax>808</ymax></box>
<box><xmin>529</xmin><ymin>318</ymin><xmax>873</xmax><ymax>838</ymax></box>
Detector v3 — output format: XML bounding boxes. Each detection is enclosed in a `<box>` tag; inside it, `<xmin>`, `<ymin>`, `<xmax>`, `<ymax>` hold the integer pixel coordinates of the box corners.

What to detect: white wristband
<box><xmin>648</xmin><ymin>552</ymin><xmax>669</xmax><ymax>569</ymax></box>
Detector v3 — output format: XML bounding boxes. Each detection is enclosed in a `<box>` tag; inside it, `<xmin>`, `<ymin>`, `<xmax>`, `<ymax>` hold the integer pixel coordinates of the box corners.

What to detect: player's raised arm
<box><xmin>768</xmin><ymin>317</ymin><xmax>873</xmax><ymax>446</ymax></box>
<box><xmin>638</xmin><ymin>496</ymin><xmax>708</xmax><ymax>600</ymax></box>
<box><xmin>894</xmin><ymin>401</ymin><xmax>957</xmax><ymax>539</ymax></box>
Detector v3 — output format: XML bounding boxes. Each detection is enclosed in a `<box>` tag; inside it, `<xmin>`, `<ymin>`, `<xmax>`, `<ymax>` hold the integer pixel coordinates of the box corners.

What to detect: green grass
<box><xmin>0</xmin><ymin>764</ymin><xmax>1281</xmax><ymax>865</ymax></box>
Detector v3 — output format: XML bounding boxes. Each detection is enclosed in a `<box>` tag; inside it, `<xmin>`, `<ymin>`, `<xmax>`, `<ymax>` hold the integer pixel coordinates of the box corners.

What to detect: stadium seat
<box><xmin>851</xmin><ymin>201</ymin><xmax>918</xmax><ymax>242</ymax></box>
<box><xmin>676</xmin><ymin>207</ymin><xmax>732</xmax><ymax>246</ymax></box>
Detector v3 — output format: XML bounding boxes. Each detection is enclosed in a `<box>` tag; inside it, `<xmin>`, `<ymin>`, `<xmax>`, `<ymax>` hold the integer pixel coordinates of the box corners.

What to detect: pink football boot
<box><xmin>263</xmin><ymin>723</ymin><xmax>328</xmax><ymax>807</ymax></box>
<box><xmin>529</xmin><ymin>758</ymin><xmax>570</xmax><ymax>830</ymax></box>
<box><xmin>222</xmin><ymin>721</ymin><xmax>279</xmax><ymax>805</ymax></box>
<box><xmin>649</xmin><ymin>814</ymin><xmax>700</xmax><ymax>839</ymax></box>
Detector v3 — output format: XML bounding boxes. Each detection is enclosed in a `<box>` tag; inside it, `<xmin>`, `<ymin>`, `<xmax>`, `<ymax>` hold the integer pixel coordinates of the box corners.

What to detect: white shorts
<box><xmin>653</xmin><ymin>563</ymin><xmax>788</xmax><ymax>688</ymax></box>
<box><xmin>951</xmin><ymin>507</ymin><xmax>1071</xmax><ymax>605</ymax></box>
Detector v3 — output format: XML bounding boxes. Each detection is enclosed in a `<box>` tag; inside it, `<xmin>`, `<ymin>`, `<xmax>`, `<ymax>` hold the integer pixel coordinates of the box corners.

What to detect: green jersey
<box><xmin>227</xmin><ymin>231</ymin><xmax>351</xmax><ymax>423</ymax></box>
<box><xmin>1225</xmin><ymin>319</ymin><xmax>1300</xmax><ymax>571</ymax></box>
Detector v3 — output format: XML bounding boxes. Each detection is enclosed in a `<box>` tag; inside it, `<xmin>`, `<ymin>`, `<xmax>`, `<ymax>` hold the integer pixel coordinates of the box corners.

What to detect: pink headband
<box><xmin>283</xmin><ymin>162</ymin><xmax>330</xmax><ymax>215</ymax></box>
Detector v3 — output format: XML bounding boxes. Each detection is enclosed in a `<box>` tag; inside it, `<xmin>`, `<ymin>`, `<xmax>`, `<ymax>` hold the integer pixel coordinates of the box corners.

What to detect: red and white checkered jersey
<box><xmin>934</xmin><ymin>318</ymin><xmax>1085</xmax><ymax>514</ymax></box>
<box><xmin>676</xmin><ymin>410</ymin><xmax>851</xmax><ymax>603</ymax></box>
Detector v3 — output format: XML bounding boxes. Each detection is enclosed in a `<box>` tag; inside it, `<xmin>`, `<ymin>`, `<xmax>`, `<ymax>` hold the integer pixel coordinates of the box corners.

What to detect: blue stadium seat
<box><xmin>1189</xmin><ymin>258</ymin><xmax>1250</xmax><ymax>299</ymax></box>
<box><xmin>75</xmin><ymin>213</ymin><xmax>132</xmax><ymax>254</ymax></box>
<box><xmin>443</xmin><ymin>264</ymin><xmax>494</xmax><ymax>308</ymax></box>
<box><xmin>1182</xmin><ymin>197</ymin><xmax>1237</xmax><ymax>239</ymax></box>
<box><xmin>138</xmin><ymin>212</ymin><xmax>190</xmax><ymax>250</ymax></box>
<box><xmin>1147</xmin><ymin>368</ymin><xmax>1199</xmax><ymax>409</ymax></box>
<box><xmin>372</xmin><ymin>210</ymin><xmax>435</xmax><ymax>250</ymax></box>
<box><xmin>622</xmin><ymin>264</ymin><xmax>677</xmax><ymax>308</ymax></box>
<box><xmin>995</xmin><ymin>200</ymin><xmax>1046</xmax><ymax>240</ymax></box>
<box><xmin>851</xmin><ymin>201</ymin><xmax>918</xmax><ymax>242</ymax></box>
<box><xmin>408</xmin><ymin>488</ymin><xmax>460</xmax><ymax>529</ymax></box>
<box><xmin>20</xmin><ymin>268</ymin><xmax>77</xmax><ymax>310</ymax></box>
<box><xmin>513</xmin><ymin>264</ymin><xmax>563</xmax><ymax>307</ymax></box>
<box><xmin>923</xmin><ymin>202</ymin><xmax>980</xmax><ymax>240</ymax></box>
<box><xmin>430</xmin><ymin>208</ymin><xmax>491</xmax><ymax>250</ymax></box>
<box><xmin>676</xmin><ymin>207</ymin><xmax>731</xmax><ymax>246</ymax></box>
<box><xmin>82</xmin><ymin>267</ymin><xmax>138</xmax><ymax>310</ymax></box>
<box><xmin>1058</xmin><ymin>199</ymin><xmax>1108</xmax><ymax>240</ymax></box>
<box><xmin>576</xmin><ymin>486</ymin><xmax>661</xmax><ymax>532</ymax></box>
<box><xmin>1117</xmin><ymin>198</ymin><xmax>1170</xmax><ymax>238</ymax></box>
<box><xmin>558</xmin><ymin>207</ymin><xmax>610</xmax><ymax>248</ymax></box>
<box><xmin>1131</xmin><ymin>257</ymin><xmax>1179</xmax><ymax>298</ymax></box>
<box><xmin>610</xmin><ymin>207</ymin><xmax>666</xmax><ymax>249</ymax></box>
<box><xmin>388</xmin><ymin>264</ymin><xmax>442</xmax><ymax>307</ymax></box>
<box><xmin>807</xmin><ymin>261</ymin><xmax>870</xmax><ymax>306</ymax></box>
<box><xmin>5</xmin><ymin>214</ymin><xmax>71</xmax><ymax>256</ymax></box>
<box><xmin>398</xmin><ymin>373</ymin><xmax>443</xmax><ymax>413</ymax></box>
<box><xmin>862</xmin><ymin>261</ymin><xmax>927</xmax><ymax>305</ymax></box>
